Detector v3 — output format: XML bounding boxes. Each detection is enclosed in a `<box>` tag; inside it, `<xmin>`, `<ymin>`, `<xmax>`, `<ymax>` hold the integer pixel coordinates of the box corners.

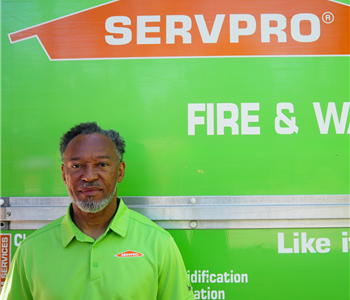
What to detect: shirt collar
<box><xmin>109</xmin><ymin>198</ymin><xmax>129</xmax><ymax>237</ymax></box>
<box><xmin>61</xmin><ymin>198</ymin><xmax>129</xmax><ymax>248</ymax></box>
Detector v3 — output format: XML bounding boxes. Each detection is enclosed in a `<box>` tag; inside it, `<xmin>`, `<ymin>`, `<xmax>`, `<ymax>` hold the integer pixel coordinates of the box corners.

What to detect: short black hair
<box><xmin>60</xmin><ymin>122</ymin><xmax>125</xmax><ymax>161</ymax></box>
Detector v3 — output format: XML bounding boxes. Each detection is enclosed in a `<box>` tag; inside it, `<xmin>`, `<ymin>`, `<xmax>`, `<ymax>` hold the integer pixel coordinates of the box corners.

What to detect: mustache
<box><xmin>80</xmin><ymin>182</ymin><xmax>101</xmax><ymax>188</ymax></box>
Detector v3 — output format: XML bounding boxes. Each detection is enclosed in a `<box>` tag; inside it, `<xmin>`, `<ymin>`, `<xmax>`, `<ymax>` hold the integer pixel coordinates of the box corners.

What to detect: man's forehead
<box><xmin>64</xmin><ymin>133</ymin><xmax>118</xmax><ymax>159</ymax></box>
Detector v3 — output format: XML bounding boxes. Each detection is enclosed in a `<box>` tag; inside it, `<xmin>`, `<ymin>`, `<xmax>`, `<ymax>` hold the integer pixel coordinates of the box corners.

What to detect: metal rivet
<box><xmin>190</xmin><ymin>197</ymin><xmax>197</xmax><ymax>204</ymax></box>
<box><xmin>7</xmin><ymin>211</ymin><xmax>11</xmax><ymax>217</ymax></box>
<box><xmin>189</xmin><ymin>221</ymin><xmax>198</xmax><ymax>229</ymax></box>
<box><xmin>0</xmin><ymin>199</ymin><xmax>4</xmax><ymax>206</ymax></box>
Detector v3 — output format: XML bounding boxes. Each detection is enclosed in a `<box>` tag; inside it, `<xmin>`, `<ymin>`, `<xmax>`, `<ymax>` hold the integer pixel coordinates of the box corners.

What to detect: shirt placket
<box><xmin>90</xmin><ymin>241</ymin><xmax>102</xmax><ymax>282</ymax></box>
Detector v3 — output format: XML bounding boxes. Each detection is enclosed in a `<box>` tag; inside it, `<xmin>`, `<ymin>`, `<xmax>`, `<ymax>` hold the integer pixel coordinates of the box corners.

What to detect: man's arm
<box><xmin>157</xmin><ymin>237</ymin><xmax>195</xmax><ymax>300</ymax></box>
<box><xmin>0</xmin><ymin>246</ymin><xmax>33</xmax><ymax>300</ymax></box>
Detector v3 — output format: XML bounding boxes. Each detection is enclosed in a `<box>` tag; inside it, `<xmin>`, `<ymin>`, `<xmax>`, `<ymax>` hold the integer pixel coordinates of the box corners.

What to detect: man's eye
<box><xmin>72</xmin><ymin>164</ymin><xmax>81</xmax><ymax>169</ymax></box>
<box><xmin>100</xmin><ymin>162</ymin><xmax>107</xmax><ymax>167</ymax></box>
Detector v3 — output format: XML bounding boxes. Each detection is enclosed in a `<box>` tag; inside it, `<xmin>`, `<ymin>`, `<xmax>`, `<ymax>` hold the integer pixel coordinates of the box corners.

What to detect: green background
<box><xmin>1</xmin><ymin>0</ymin><xmax>349</xmax><ymax>197</ymax></box>
<box><xmin>1</xmin><ymin>1</ymin><xmax>349</xmax><ymax>299</ymax></box>
<box><xmin>2</xmin><ymin>228</ymin><xmax>350</xmax><ymax>299</ymax></box>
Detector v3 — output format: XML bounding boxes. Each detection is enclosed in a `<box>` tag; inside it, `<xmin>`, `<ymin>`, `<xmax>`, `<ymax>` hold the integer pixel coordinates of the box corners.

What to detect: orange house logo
<box><xmin>115</xmin><ymin>250</ymin><xmax>144</xmax><ymax>257</ymax></box>
<box><xmin>8</xmin><ymin>0</ymin><xmax>350</xmax><ymax>60</ymax></box>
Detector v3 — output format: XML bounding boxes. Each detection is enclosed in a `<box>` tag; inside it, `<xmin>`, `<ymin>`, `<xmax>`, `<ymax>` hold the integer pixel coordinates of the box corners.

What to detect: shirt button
<box><xmin>93</xmin><ymin>262</ymin><xmax>98</xmax><ymax>267</ymax></box>
<box><xmin>93</xmin><ymin>244</ymin><xmax>98</xmax><ymax>248</ymax></box>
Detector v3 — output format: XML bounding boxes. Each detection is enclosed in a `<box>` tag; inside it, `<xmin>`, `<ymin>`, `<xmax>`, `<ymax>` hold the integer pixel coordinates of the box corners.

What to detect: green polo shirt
<box><xmin>1</xmin><ymin>199</ymin><xmax>194</xmax><ymax>300</ymax></box>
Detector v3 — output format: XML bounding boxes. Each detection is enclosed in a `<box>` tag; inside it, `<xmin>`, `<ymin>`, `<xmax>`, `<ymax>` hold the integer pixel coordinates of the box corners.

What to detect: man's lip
<box><xmin>79</xmin><ymin>187</ymin><xmax>102</xmax><ymax>195</ymax></box>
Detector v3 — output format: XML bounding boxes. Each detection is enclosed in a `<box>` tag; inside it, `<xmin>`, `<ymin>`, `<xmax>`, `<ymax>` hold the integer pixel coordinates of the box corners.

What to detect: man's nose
<box><xmin>81</xmin><ymin>165</ymin><xmax>98</xmax><ymax>182</ymax></box>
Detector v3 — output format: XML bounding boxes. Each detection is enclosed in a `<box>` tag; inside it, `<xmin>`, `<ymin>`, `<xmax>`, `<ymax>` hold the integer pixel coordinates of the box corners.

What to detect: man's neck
<box><xmin>71</xmin><ymin>198</ymin><xmax>118</xmax><ymax>240</ymax></box>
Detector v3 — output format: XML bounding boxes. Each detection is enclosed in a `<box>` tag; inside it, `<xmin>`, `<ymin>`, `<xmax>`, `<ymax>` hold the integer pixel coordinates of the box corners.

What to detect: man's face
<box><xmin>61</xmin><ymin>133</ymin><xmax>125</xmax><ymax>212</ymax></box>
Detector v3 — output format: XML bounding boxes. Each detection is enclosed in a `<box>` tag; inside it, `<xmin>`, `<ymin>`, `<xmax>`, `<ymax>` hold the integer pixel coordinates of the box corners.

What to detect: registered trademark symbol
<box><xmin>322</xmin><ymin>12</ymin><xmax>334</xmax><ymax>24</ymax></box>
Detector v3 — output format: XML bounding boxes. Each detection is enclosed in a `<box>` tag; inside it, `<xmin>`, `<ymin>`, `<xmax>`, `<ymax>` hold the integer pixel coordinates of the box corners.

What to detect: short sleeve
<box><xmin>157</xmin><ymin>237</ymin><xmax>195</xmax><ymax>300</ymax></box>
<box><xmin>0</xmin><ymin>245</ymin><xmax>32</xmax><ymax>300</ymax></box>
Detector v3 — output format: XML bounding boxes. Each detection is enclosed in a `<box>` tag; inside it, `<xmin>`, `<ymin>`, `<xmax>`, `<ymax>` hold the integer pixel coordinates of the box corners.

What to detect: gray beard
<box><xmin>71</xmin><ymin>181</ymin><xmax>118</xmax><ymax>213</ymax></box>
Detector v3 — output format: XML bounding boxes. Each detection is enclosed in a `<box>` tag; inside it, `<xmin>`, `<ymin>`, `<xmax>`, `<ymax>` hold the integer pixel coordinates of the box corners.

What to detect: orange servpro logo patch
<box><xmin>0</xmin><ymin>234</ymin><xmax>11</xmax><ymax>293</ymax></box>
<box><xmin>8</xmin><ymin>0</ymin><xmax>350</xmax><ymax>60</ymax></box>
<box><xmin>115</xmin><ymin>250</ymin><xmax>144</xmax><ymax>258</ymax></box>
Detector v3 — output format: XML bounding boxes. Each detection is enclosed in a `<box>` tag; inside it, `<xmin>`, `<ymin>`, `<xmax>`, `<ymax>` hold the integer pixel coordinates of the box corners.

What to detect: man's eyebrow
<box><xmin>68</xmin><ymin>155</ymin><xmax>111</xmax><ymax>161</ymax></box>
<box><xmin>69</xmin><ymin>157</ymin><xmax>81</xmax><ymax>161</ymax></box>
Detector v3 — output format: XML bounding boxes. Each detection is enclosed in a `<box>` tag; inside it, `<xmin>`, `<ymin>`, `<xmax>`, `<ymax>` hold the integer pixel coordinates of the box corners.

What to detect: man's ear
<box><xmin>118</xmin><ymin>161</ymin><xmax>126</xmax><ymax>183</ymax></box>
<box><xmin>61</xmin><ymin>164</ymin><xmax>67</xmax><ymax>186</ymax></box>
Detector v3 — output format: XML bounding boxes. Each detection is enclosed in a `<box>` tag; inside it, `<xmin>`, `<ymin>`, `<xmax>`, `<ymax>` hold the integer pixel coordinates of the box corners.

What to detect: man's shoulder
<box><xmin>127</xmin><ymin>208</ymin><xmax>171</xmax><ymax>239</ymax></box>
<box><xmin>19</xmin><ymin>215</ymin><xmax>65</xmax><ymax>248</ymax></box>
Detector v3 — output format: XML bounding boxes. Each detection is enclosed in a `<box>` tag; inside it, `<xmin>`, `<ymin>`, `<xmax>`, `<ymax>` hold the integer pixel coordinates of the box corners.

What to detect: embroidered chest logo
<box><xmin>115</xmin><ymin>250</ymin><xmax>144</xmax><ymax>258</ymax></box>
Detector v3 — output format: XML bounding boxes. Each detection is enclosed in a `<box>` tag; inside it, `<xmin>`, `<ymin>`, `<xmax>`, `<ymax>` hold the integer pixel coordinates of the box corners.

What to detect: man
<box><xmin>1</xmin><ymin>122</ymin><xmax>194</xmax><ymax>300</ymax></box>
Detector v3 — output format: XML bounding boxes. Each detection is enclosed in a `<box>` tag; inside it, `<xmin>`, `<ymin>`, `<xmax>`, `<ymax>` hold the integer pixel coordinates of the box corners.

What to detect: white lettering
<box><xmin>293</xmin><ymin>232</ymin><xmax>299</xmax><ymax>253</ymax></box>
<box><xmin>188</xmin><ymin>103</ymin><xmax>261</xmax><ymax>135</ymax></box>
<box><xmin>301</xmin><ymin>232</ymin><xmax>316</xmax><ymax>253</ymax></box>
<box><xmin>230</xmin><ymin>14</ymin><xmax>256</xmax><ymax>43</ymax></box>
<box><xmin>201</xmin><ymin>288</ymin><xmax>207</xmax><ymax>299</ymax></box>
<box><xmin>105</xmin><ymin>16</ymin><xmax>132</xmax><ymax>45</ymax></box>
<box><xmin>342</xmin><ymin>232</ymin><xmax>350</xmax><ymax>253</ymax></box>
<box><xmin>234</xmin><ymin>274</ymin><xmax>241</xmax><ymax>283</ymax></box>
<box><xmin>194</xmin><ymin>288</ymin><xmax>225</xmax><ymax>300</ymax></box>
<box><xmin>188</xmin><ymin>103</ymin><xmax>205</xmax><ymax>135</ymax></box>
<box><xmin>278</xmin><ymin>232</ymin><xmax>293</xmax><ymax>253</ymax></box>
<box><xmin>315</xmin><ymin>238</ymin><xmax>331</xmax><ymax>253</ymax></box>
<box><xmin>279</xmin><ymin>232</ymin><xmax>333</xmax><ymax>254</ymax></box>
<box><xmin>137</xmin><ymin>15</ymin><xmax>160</xmax><ymax>44</ymax></box>
<box><xmin>105</xmin><ymin>13</ymin><xmax>322</xmax><ymax>47</ymax></box>
<box><xmin>313</xmin><ymin>102</ymin><xmax>350</xmax><ymax>134</ymax></box>
<box><xmin>261</xmin><ymin>14</ymin><xmax>287</xmax><ymax>42</ymax></box>
<box><xmin>217</xmin><ymin>103</ymin><xmax>239</xmax><ymax>135</ymax></box>
<box><xmin>195</xmin><ymin>14</ymin><xmax>225</xmax><ymax>43</ymax></box>
<box><xmin>241</xmin><ymin>103</ymin><xmax>260</xmax><ymax>135</ymax></box>
<box><xmin>291</xmin><ymin>13</ymin><xmax>320</xmax><ymax>42</ymax></box>
<box><xmin>191</xmin><ymin>270</ymin><xmax>198</xmax><ymax>283</ymax></box>
<box><xmin>207</xmin><ymin>103</ymin><xmax>214</xmax><ymax>135</ymax></box>
<box><xmin>14</xmin><ymin>233</ymin><xmax>25</xmax><ymax>247</ymax></box>
<box><xmin>166</xmin><ymin>15</ymin><xmax>192</xmax><ymax>44</ymax></box>
<box><xmin>275</xmin><ymin>103</ymin><xmax>298</xmax><ymax>134</ymax></box>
